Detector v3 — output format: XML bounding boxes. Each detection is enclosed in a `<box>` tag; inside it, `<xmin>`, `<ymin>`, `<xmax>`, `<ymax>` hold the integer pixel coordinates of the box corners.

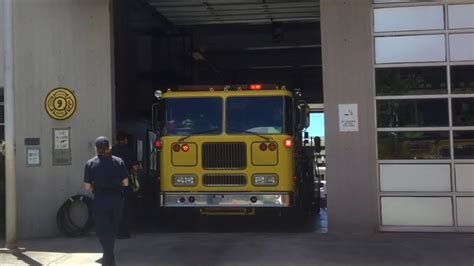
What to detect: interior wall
<box><xmin>12</xmin><ymin>0</ymin><xmax>113</xmax><ymax>238</ymax></box>
<box><xmin>320</xmin><ymin>0</ymin><xmax>379</xmax><ymax>234</ymax></box>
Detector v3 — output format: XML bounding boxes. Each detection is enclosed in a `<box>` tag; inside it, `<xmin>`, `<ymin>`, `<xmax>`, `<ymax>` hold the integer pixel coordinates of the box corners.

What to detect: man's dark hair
<box><xmin>116</xmin><ymin>131</ymin><xmax>128</xmax><ymax>142</ymax></box>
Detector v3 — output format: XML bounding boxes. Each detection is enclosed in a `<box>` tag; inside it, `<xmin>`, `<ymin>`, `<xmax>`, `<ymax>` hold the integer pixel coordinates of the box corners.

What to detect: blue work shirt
<box><xmin>111</xmin><ymin>143</ymin><xmax>136</xmax><ymax>171</ymax></box>
<box><xmin>84</xmin><ymin>155</ymin><xmax>129</xmax><ymax>194</ymax></box>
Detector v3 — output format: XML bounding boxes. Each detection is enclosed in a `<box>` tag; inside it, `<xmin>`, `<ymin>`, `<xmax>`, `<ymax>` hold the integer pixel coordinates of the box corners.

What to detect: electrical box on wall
<box><xmin>24</xmin><ymin>138</ymin><xmax>41</xmax><ymax>167</ymax></box>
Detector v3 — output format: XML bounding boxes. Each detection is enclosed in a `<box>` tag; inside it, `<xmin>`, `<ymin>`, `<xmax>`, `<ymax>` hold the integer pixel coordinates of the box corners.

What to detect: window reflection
<box><xmin>452</xmin><ymin>98</ymin><xmax>474</xmax><ymax>127</ymax></box>
<box><xmin>373</xmin><ymin>6</ymin><xmax>444</xmax><ymax>33</ymax></box>
<box><xmin>162</xmin><ymin>98</ymin><xmax>223</xmax><ymax>136</ymax></box>
<box><xmin>376</xmin><ymin>67</ymin><xmax>447</xmax><ymax>96</ymax></box>
<box><xmin>448</xmin><ymin>4</ymin><xmax>474</xmax><ymax>29</ymax></box>
<box><xmin>454</xmin><ymin>131</ymin><xmax>474</xmax><ymax>159</ymax></box>
<box><xmin>375</xmin><ymin>35</ymin><xmax>446</xmax><ymax>64</ymax></box>
<box><xmin>449</xmin><ymin>33</ymin><xmax>474</xmax><ymax>61</ymax></box>
<box><xmin>377</xmin><ymin>99</ymin><xmax>449</xmax><ymax>127</ymax></box>
<box><xmin>451</xmin><ymin>65</ymin><xmax>474</xmax><ymax>94</ymax></box>
<box><xmin>226</xmin><ymin>96</ymin><xmax>289</xmax><ymax>135</ymax></box>
<box><xmin>378</xmin><ymin>131</ymin><xmax>450</xmax><ymax>160</ymax></box>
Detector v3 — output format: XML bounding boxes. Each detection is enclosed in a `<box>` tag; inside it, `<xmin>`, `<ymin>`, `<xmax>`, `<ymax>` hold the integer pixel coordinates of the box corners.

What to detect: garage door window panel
<box><xmin>449</xmin><ymin>33</ymin><xmax>474</xmax><ymax>62</ymax></box>
<box><xmin>451</xmin><ymin>65</ymin><xmax>474</xmax><ymax>94</ymax></box>
<box><xmin>377</xmin><ymin>99</ymin><xmax>449</xmax><ymax>128</ymax></box>
<box><xmin>452</xmin><ymin>98</ymin><xmax>474</xmax><ymax>127</ymax></box>
<box><xmin>375</xmin><ymin>35</ymin><xmax>446</xmax><ymax>64</ymax></box>
<box><xmin>448</xmin><ymin>4</ymin><xmax>474</xmax><ymax>30</ymax></box>
<box><xmin>378</xmin><ymin>131</ymin><xmax>450</xmax><ymax>160</ymax></box>
<box><xmin>374</xmin><ymin>6</ymin><xmax>444</xmax><ymax>33</ymax></box>
<box><xmin>376</xmin><ymin>67</ymin><xmax>447</xmax><ymax>96</ymax></box>
<box><xmin>453</xmin><ymin>131</ymin><xmax>474</xmax><ymax>159</ymax></box>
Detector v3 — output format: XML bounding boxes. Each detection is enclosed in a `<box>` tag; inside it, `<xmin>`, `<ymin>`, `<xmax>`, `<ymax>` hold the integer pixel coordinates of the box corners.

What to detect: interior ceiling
<box><xmin>145</xmin><ymin>0</ymin><xmax>320</xmax><ymax>25</ymax></box>
<box><xmin>129</xmin><ymin>0</ymin><xmax>323</xmax><ymax>103</ymax></box>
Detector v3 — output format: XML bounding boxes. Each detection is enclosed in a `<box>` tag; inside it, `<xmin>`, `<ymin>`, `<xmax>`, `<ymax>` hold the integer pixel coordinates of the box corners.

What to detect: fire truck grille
<box><xmin>202</xmin><ymin>142</ymin><xmax>246</xmax><ymax>170</ymax></box>
<box><xmin>203</xmin><ymin>174</ymin><xmax>247</xmax><ymax>187</ymax></box>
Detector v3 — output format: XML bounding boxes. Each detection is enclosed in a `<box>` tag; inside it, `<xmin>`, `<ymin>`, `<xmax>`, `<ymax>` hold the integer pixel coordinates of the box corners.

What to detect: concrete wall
<box><xmin>12</xmin><ymin>0</ymin><xmax>113</xmax><ymax>238</ymax></box>
<box><xmin>320</xmin><ymin>0</ymin><xmax>379</xmax><ymax>234</ymax></box>
<box><xmin>0</xmin><ymin>5</ymin><xmax>3</xmax><ymax>87</ymax></box>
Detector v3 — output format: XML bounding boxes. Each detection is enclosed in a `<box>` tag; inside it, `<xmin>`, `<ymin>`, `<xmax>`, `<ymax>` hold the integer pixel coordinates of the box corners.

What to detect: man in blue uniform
<box><xmin>84</xmin><ymin>136</ymin><xmax>129</xmax><ymax>266</ymax></box>
<box><xmin>112</xmin><ymin>131</ymin><xmax>138</xmax><ymax>239</ymax></box>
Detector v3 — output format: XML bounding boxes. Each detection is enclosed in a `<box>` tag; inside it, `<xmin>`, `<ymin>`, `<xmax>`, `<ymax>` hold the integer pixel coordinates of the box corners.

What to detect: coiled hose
<box><xmin>57</xmin><ymin>194</ymin><xmax>94</xmax><ymax>237</ymax></box>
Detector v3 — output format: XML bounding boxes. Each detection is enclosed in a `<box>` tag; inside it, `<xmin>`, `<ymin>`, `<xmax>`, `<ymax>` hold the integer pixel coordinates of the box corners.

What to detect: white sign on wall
<box><xmin>26</xmin><ymin>148</ymin><xmax>41</xmax><ymax>166</ymax></box>
<box><xmin>54</xmin><ymin>129</ymin><xmax>70</xmax><ymax>149</ymax></box>
<box><xmin>53</xmin><ymin>128</ymin><xmax>72</xmax><ymax>165</ymax></box>
<box><xmin>339</xmin><ymin>104</ymin><xmax>359</xmax><ymax>132</ymax></box>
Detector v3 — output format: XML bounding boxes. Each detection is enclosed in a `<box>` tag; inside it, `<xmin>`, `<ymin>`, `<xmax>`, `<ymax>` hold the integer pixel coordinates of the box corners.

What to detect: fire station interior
<box><xmin>113</xmin><ymin>0</ymin><xmax>326</xmax><ymax>232</ymax></box>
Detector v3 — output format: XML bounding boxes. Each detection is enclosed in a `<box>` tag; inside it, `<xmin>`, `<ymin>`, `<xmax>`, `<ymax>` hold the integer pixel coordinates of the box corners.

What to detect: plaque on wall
<box><xmin>53</xmin><ymin>128</ymin><xmax>71</xmax><ymax>165</ymax></box>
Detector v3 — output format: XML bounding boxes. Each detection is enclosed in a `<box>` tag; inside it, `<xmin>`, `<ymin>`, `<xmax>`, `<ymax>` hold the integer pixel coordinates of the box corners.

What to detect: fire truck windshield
<box><xmin>162</xmin><ymin>97</ymin><xmax>222</xmax><ymax>136</ymax></box>
<box><xmin>226</xmin><ymin>96</ymin><xmax>292</xmax><ymax>135</ymax></box>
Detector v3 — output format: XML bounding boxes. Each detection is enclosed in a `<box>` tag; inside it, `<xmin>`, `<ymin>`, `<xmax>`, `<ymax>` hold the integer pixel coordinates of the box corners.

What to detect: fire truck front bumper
<box><xmin>160</xmin><ymin>192</ymin><xmax>291</xmax><ymax>207</ymax></box>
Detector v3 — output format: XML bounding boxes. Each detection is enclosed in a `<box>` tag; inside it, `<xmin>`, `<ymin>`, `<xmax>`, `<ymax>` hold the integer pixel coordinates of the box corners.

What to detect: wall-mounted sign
<box><xmin>45</xmin><ymin>87</ymin><xmax>77</xmax><ymax>120</ymax></box>
<box><xmin>339</xmin><ymin>104</ymin><xmax>359</xmax><ymax>132</ymax></box>
<box><xmin>54</xmin><ymin>129</ymin><xmax>70</xmax><ymax>150</ymax></box>
<box><xmin>53</xmin><ymin>128</ymin><xmax>72</xmax><ymax>165</ymax></box>
<box><xmin>26</xmin><ymin>147</ymin><xmax>41</xmax><ymax>166</ymax></box>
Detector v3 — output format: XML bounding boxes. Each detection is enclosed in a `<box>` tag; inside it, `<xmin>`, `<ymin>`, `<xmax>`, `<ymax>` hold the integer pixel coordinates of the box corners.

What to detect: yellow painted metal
<box><xmin>162</xmin><ymin>88</ymin><xmax>292</xmax><ymax>99</ymax></box>
<box><xmin>251</xmin><ymin>141</ymin><xmax>278</xmax><ymax>166</ymax></box>
<box><xmin>171</xmin><ymin>142</ymin><xmax>198</xmax><ymax>166</ymax></box>
<box><xmin>160</xmin><ymin>88</ymin><xmax>295</xmax><ymax>194</ymax></box>
<box><xmin>161</xmin><ymin>135</ymin><xmax>294</xmax><ymax>192</ymax></box>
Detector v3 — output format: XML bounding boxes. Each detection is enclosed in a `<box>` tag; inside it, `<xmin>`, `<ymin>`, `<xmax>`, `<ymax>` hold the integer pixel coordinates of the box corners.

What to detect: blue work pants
<box><xmin>93</xmin><ymin>195</ymin><xmax>123</xmax><ymax>266</ymax></box>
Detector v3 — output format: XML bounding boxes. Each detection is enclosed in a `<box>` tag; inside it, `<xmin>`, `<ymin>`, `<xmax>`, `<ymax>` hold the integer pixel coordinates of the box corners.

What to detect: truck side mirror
<box><xmin>314</xmin><ymin>137</ymin><xmax>322</xmax><ymax>153</ymax></box>
<box><xmin>296</xmin><ymin>104</ymin><xmax>310</xmax><ymax>131</ymax></box>
<box><xmin>304</xmin><ymin>105</ymin><xmax>310</xmax><ymax>128</ymax></box>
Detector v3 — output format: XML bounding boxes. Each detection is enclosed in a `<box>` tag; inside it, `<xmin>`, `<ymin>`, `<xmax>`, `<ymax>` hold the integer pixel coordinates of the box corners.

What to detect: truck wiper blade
<box><xmin>227</xmin><ymin>127</ymin><xmax>270</xmax><ymax>141</ymax></box>
<box><xmin>243</xmin><ymin>130</ymin><xmax>270</xmax><ymax>141</ymax></box>
<box><xmin>178</xmin><ymin>129</ymin><xmax>219</xmax><ymax>142</ymax></box>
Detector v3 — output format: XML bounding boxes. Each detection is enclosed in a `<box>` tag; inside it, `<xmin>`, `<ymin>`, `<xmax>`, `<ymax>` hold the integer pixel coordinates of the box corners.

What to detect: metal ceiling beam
<box><xmin>160</xmin><ymin>6</ymin><xmax>319</xmax><ymax>14</ymax></box>
<box><xmin>171</xmin><ymin>13</ymin><xmax>319</xmax><ymax>22</ymax></box>
<box><xmin>170</xmin><ymin>17</ymin><xmax>319</xmax><ymax>25</ymax></box>
<box><xmin>148</xmin><ymin>0</ymin><xmax>319</xmax><ymax>8</ymax></box>
<box><xmin>145</xmin><ymin>0</ymin><xmax>320</xmax><ymax>25</ymax></box>
<box><xmin>149</xmin><ymin>2</ymin><xmax>319</xmax><ymax>11</ymax></box>
<box><xmin>164</xmin><ymin>8</ymin><xmax>319</xmax><ymax>18</ymax></box>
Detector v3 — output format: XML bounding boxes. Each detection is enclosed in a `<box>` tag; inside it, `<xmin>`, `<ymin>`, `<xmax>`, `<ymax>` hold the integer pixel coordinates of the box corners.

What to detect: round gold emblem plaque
<box><xmin>45</xmin><ymin>88</ymin><xmax>77</xmax><ymax>120</ymax></box>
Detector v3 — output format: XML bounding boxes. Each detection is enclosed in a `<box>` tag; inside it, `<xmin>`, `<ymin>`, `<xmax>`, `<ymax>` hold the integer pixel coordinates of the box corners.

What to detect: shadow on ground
<box><xmin>133</xmin><ymin>208</ymin><xmax>328</xmax><ymax>234</ymax></box>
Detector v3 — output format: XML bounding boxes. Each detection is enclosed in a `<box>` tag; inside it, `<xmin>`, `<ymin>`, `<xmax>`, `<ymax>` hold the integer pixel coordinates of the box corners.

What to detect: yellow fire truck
<box><xmin>149</xmin><ymin>84</ymin><xmax>320</xmax><ymax>216</ymax></box>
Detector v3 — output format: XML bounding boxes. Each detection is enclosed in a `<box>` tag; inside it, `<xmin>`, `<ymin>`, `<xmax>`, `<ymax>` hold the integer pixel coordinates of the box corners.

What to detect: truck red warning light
<box><xmin>249</xmin><ymin>84</ymin><xmax>262</xmax><ymax>90</ymax></box>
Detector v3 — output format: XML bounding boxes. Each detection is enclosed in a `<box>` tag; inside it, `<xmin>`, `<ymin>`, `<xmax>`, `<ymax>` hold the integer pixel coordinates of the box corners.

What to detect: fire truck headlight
<box><xmin>252</xmin><ymin>174</ymin><xmax>278</xmax><ymax>186</ymax></box>
<box><xmin>172</xmin><ymin>175</ymin><xmax>197</xmax><ymax>186</ymax></box>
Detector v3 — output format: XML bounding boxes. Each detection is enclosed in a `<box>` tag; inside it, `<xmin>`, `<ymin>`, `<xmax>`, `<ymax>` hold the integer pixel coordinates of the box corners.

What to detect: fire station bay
<box><xmin>0</xmin><ymin>0</ymin><xmax>473</xmax><ymax>239</ymax></box>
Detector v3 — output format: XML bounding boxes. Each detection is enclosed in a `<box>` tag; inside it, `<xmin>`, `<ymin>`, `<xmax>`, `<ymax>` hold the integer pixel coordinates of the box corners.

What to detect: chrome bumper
<box><xmin>160</xmin><ymin>192</ymin><xmax>291</xmax><ymax>207</ymax></box>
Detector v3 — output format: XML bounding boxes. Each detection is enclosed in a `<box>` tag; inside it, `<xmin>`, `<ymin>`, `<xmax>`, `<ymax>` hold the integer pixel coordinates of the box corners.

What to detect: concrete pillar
<box><xmin>12</xmin><ymin>0</ymin><xmax>113</xmax><ymax>238</ymax></box>
<box><xmin>320</xmin><ymin>0</ymin><xmax>379</xmax><ymax>234</ymax></box>
<box><xmin>0</xmin><ymin>3</ymin><xmax>3</xmax><ymax>86</ymax></box>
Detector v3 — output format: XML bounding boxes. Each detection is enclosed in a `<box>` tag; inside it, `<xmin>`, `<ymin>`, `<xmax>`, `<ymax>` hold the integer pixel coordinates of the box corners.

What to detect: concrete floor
<box><xmin>1</xmin><ymin>210</ymin><xmax>473</xmax><ymax>265</ymax></box>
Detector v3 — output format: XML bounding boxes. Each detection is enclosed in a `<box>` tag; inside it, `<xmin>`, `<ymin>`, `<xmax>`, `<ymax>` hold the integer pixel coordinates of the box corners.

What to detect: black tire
<box><xmin>57</xmin><ymin>195</ymin><xmax>94</xmax><ymax>237</ymax></box>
